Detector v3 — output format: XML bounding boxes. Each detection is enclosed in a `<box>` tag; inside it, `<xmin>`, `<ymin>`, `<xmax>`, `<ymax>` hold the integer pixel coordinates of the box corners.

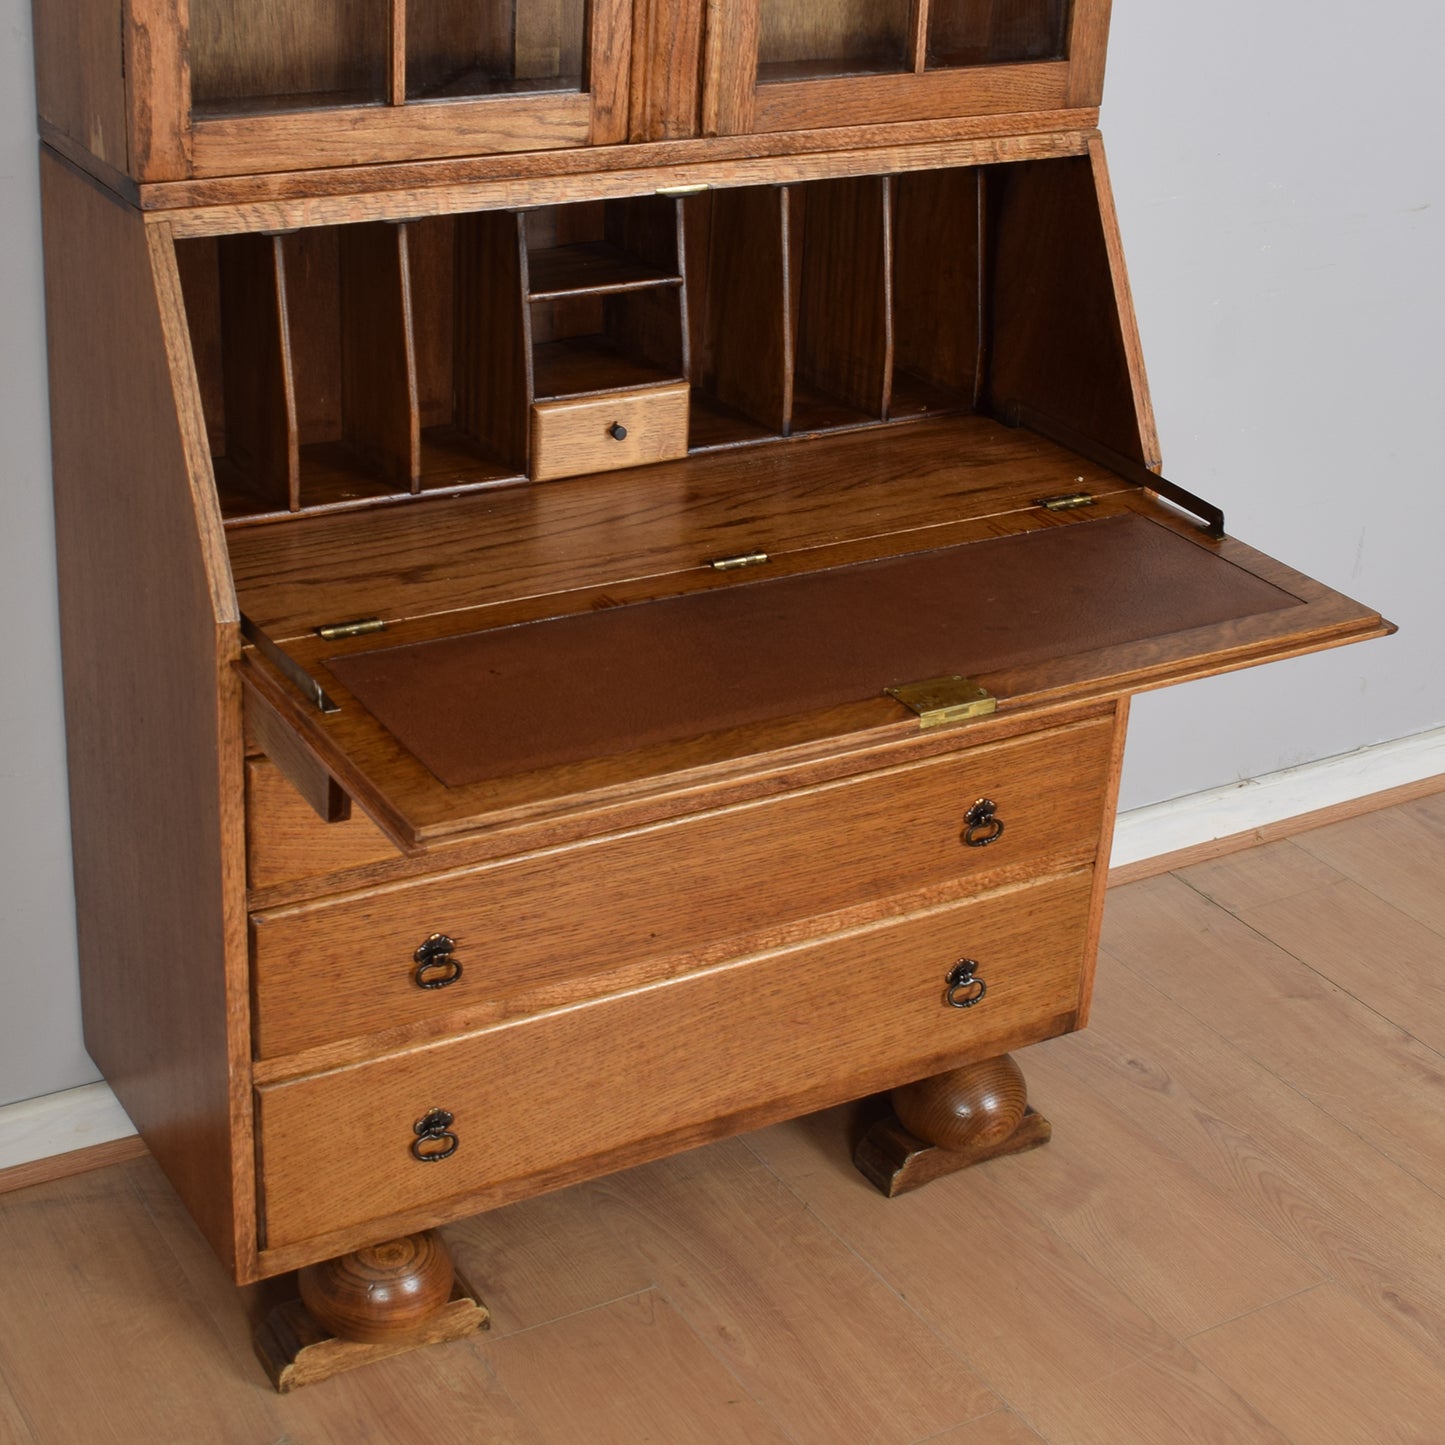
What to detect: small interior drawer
<box><xmin>248</xmin><ymin>715</ymin><xmax>1115</xmax><ymax>1058</ymax></box>
<box><xmin>530</xmin><ymin>382</ymin><xmax>690</xmax><ymax>482</ymax></box>
<box><xmin>256</xmin><ymin>867</ymin><xmax>1094</xmax><ymax>1249</ymax></box>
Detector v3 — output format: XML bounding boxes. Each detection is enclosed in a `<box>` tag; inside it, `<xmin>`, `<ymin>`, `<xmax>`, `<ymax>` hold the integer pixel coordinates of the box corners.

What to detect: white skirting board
<box><xmin>0</xmin><ymin>1081</ymin><xmax>137</xmax><ymax>1171</ymax></box>
<box><xmin>3</xmin><ymin>724</ymin><xmax>1443</xmax><ymax>1175</ymax></box>
<box><xmin>1109</xmin><ymin>724</ymin><xmax>1445</xmax><ymax>871</ymax></box>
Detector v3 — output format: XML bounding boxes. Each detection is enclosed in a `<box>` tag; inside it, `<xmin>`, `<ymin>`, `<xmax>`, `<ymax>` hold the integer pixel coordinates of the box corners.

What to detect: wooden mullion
<box><xmin>588</xmin><ymin>0</ymin><xmax>636</xmax><ymax>144</ymax></box>
<box><xmin>701</xmin><ymin>0</ymin><xmax>762</xmax><ymax>136</ymax></box>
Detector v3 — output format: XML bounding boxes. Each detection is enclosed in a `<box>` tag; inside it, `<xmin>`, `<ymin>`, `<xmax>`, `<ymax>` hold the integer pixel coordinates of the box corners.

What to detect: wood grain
<box><xmin>583</xmin><ymin>1137</ymin><xmax>1000</xmax><ymax>1441</ymax></box>
<box><xmin>0</xmin><ymin>1135</ymin><xmax>149</xmax><ymax>1198</ymax></box>
<box><xmin>157</xmin><ymin>125</ymin><xmax>1096</xmax><ymax>236</ymax></box>
<box><xmin>1190</xmin><ymin>1284</ymin><xmax>1445</xmax><ymax>1443</ymax></box>
<box><xmin>1051</xmin><ymin>963</ymin><xmax>1445</xmax><ymax>1362</ymax></box>
<box><xmin>985</xmin><ymin>146</ymin><xmax>1153</xmax><ymax>467</ymax></box>
<box><xmin>531</xmin><ymin>381</ymin><xmax>691</xmax><ymax>480</ymax></box>
<box><xmin>256</xmin><ymin>871</ymin><xmax>1092</xmax><ymax>1251</ymax></box>
<box><xmin>31</xmin><ymin>0</ymin><xmax>129</xmax><ymax>172</ymax></box>
<box><xmin>40</xmin><ymin>156</ymin><xmax>253</xmax><ymax>1279</ymax></box>
<box><xmin>694</xmin><ymin>184</ymin><xmax>794</xmax><ymax>436</ymax></box>
<box><xmin>628</xmin><ymin>0</ymin><xmax>706</xmax><ymax>140</ymax></box>
<box><xmin>485</xmin><ymin>1291</ymin><xmax>793</xmax><ymax>1444</ymax></box>
<box><xmin>246</xmin><ymin>757</ymin><xmax>397</xmax><ymax>891</ymax></box>
<box><xmin>188</xmin><ymin>0</ymin><xmax>390</xmax><ymax>113</ymax></box>
<box><xmin>795</xmin><ymin>175</ymin><xmax>893</xmax><ymax>420</ymax></box>
<box><xmin>1103</xmin><ymin>872</ymin><xmax>1445</xmax><ymax>1196</ymax></box>
<box><xmin>248</xmin><ymin>718</ymin><xmax>1112</xmax><ymax>1056</ymax></box>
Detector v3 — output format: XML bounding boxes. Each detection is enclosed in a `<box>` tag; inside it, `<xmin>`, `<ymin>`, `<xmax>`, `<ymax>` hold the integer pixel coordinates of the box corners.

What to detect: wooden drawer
<box><xmin>530</xmin><ymin>382</ymin><xmax>690</xmax><ymax>482</ymax></box>
<box><xmin>257</xmin><ymin>868</ymin><xmax>1093</xmax><ymax>1248</ymax></box>
<box><xmin>250</xmin><ymin>717</ymin><xmax>1115</xmax><ymax>1057</ymax></box>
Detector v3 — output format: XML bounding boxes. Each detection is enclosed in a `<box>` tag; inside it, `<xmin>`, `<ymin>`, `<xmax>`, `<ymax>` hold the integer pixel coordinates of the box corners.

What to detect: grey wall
<box><xmin>1105</xmin><ymin>2</ymin><xmax>1443</xmax><ymax>807</ymax></box>
<box><xmin>1</xmin><ymin>0</ymin><xmax>1441</xmax><ymax>1107</ymax></box>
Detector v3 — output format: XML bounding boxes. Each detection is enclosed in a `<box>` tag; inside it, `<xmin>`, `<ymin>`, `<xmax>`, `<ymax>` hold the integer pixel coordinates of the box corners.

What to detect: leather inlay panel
<box><xmin>327</xmin><ymin>514</ymin><xmax>1297</xmax><ymax>787</ymax></box>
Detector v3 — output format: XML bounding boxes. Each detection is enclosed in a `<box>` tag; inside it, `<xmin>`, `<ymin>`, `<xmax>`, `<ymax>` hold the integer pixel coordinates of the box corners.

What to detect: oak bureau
<box><xmin>32</xmin><ymin>0</ymin><xmax>1390</xmax><ymax>1387</ymax></box>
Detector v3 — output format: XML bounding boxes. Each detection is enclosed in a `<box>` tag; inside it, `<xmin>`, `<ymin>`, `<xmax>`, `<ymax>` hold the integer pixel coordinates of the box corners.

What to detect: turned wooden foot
<box><xmin>854</xmin><ymin>1054</ymin><xmax>1051</xmax><ymax>1197</ymax></box>
<box><xmin>253</xmin><ymin>1232</ymin><xmax>488</xmax><ymax>1392</ymax></box>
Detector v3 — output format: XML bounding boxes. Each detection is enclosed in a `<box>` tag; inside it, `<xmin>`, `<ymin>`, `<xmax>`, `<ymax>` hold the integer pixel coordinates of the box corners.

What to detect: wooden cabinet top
<box><xmin>34</xmin><ymin>0</ymin><xmax>1112</xmax><ymax>201</ymax></box>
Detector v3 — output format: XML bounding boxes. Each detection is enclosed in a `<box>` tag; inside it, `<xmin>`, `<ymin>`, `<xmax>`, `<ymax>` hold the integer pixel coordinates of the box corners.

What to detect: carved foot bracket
<box><xmin>854</xmin><ymin>1053</ymin><xmax>1051</xmax><ymax>1198</ymax></box>
<box><xmin>254</xmin><ymin>1231</ymin><xmax>488</xmax><ymax>1392</ymax></box>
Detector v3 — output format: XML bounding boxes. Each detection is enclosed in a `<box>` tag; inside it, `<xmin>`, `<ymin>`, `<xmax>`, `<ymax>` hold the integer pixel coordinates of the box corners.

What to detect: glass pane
<box><xmin>758</xmin><ymin>0</ymin><xmax>911</xmax><ymax>84</ymax></box>
<box><xmin>190</xmin><ymin>0</ymin><xmax>389</xmax><ymax>117</ymax></box>
<box><xmin>927</xmin><ymin>0</ymin><xmax>1070</xmax><ymax>69</ymax></box>
<box><xmin>408</xmin><ymin>0</ymin><xmax>588</xmax><ymax>101</ymax></box>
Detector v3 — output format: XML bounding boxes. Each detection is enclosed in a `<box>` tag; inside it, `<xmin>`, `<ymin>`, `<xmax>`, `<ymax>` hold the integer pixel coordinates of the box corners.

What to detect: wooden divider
<box><xmin>889</xmin><ymin>166</ymin><xmax>985</xmax><ymax>418</ymax></box>
<box><xmin>793</xmin><ymin>175</ymin><xmax>893</xmax><ymax>431</ymax></box>
<box><xmin>176</xmin><ymin>158</ymin><xmax>1128</xmax><ymax>520</ymax></box>
<box><xmin>214</xmin><ymin>232</ymin><xmax>299</xmax><ymax>514</ymax></box>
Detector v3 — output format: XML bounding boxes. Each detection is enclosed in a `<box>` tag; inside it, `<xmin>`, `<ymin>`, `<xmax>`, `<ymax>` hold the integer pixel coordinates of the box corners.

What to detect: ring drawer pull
<box><xmin>412</xmin><ymin>1108</ymin><xmax>459</xmax><ymax>1162</ymax></box>
<box><xmin>945</xmin><ymin>958</ymin><xmax>988</xmax><ymax>1009</ymax></box>
<box><xmin>413</xmin><ymin>934</ymin><xmax>462</xmax><ymax>990</ymax></box>
<box><xmin>963</xmin><ymin>798</ymin><xmax>1005</xmax><ymax>848</ymax></box>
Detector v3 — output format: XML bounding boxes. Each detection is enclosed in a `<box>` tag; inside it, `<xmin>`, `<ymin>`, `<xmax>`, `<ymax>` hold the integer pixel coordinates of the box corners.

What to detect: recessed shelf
<box><xmin>533</xmin><ymin>336</ymin><xmax>685</xmax><ymax>401</ymax></box>
<box><xmin>528</xmin><ymin>242</ymin><xmax>683</xmax><ymax>300</ymax></box>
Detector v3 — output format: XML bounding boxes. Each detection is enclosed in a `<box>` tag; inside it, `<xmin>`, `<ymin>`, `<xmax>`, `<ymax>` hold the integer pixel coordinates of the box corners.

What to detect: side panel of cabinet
<box><xmin>985</xmin><ymin>135</ymin><xmax>1160</xmax><ymax>469</ymax></box>
<box><xmin>31</xmin><ymin>0</ymin><xmax>130</xmax><ymax>181</ymax></box>
<box><xmin>39</xmin><ymin>155</ymin><xmax>256</xmax><ymax>1279</ymax></box>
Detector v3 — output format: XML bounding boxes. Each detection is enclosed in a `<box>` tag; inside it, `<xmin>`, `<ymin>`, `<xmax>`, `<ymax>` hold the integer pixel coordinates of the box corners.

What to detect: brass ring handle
<box><xmin>963</xmin><ymin>798</ymin><xmax>1005</xmax><ymax>848</ymax></box>
<box><xmin>413</xmin><ymin>934</ymin><xmax>462</xmax><ymax>990</ymax></box>
<box><xmin>411</xmin><ymin>1108</ymin><xmax>459</xmax><ymax>1163</ymax></box>
<box><xmin>945</xmin><ymin>958</ymin><xmax>987</xmax><ymax>1009</ymax></box>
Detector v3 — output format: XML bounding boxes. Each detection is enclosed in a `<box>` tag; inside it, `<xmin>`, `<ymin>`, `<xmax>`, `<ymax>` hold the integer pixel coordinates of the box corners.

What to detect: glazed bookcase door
<box><xmin>705</xmin><ymin>0</ymin><xmax>1110</xmax><ymax>138</ymax></box>
<box><xmin>137</xmin><ymin>0</ymin><xmax>632</xmax><ymax>180</ymax></box>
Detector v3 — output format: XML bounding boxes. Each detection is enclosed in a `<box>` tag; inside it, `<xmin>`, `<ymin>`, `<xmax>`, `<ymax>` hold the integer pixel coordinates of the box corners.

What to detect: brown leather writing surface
<box><xmin>327</xmin><ymin>514</ymin><xmax>1298</xmax><ymax>787</ymax></box>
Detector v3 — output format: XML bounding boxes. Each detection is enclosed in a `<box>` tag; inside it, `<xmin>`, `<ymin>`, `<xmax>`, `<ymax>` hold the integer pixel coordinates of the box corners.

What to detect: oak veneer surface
<box><xmin>256</xmin><ymin>869</ymin><xmax>1092</xmax><ymax>1247</ymax></box>
<box><xmin>249</xmin><ymin>717</ymin><xmax>1113</xmax><ymax>1056</ymax></box>
<box><xmin>39</xmin><ymin>155</ymin><xmax>252</xmax><ymax>1275</ymax></box>
<box><xmin>3</xmin><ymin>799</ymin><xmax>1441</xmax><ymax>1441</ymax></box>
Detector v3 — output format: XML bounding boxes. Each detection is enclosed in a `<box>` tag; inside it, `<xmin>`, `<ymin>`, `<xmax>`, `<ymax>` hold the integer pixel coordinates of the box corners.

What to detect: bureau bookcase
<box><xmin>34</xmin><ymin>0</ymin><xmax>1390</xmax><ymax>1386</ymax></box>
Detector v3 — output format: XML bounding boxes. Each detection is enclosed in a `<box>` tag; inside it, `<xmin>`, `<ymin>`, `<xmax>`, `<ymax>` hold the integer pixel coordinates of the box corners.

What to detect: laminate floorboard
<box><xmin>0</xmin><ymin>792</ymin><xmax>1441</xmax><ymax>1443</ymax></box>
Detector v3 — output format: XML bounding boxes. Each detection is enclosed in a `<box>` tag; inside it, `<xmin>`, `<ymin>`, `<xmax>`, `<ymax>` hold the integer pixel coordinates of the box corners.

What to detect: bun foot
<box><xmin>254</xmin><ymin>1231</ymin><xmax>488</xmax><ymax>1392</ymax></box>
<box><xmin>855</xmin><ymin>1054</ymin><xmax>1051</xmax><ymax>1197</ymax></box>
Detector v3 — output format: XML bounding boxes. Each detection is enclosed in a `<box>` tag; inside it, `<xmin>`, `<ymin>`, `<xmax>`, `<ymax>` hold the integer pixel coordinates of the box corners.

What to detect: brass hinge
<box><xmin>315</xmin><ymin>617</ymin><xmax>387</xmax><ymax>641</ymax></box>
<box><xmin>708</xmin><ymin>550</ymin><xmax>770</xmax><ymax>572</ymax></box>
<box><xmin>885</xmin><ymin>676</ymin><xmax>997</xmax><ymax>728</ymax></box>
<box><xmin>1036</xmin><ymin>490</ymin><xmax>1096</xmax><ymax>512</ymax></box>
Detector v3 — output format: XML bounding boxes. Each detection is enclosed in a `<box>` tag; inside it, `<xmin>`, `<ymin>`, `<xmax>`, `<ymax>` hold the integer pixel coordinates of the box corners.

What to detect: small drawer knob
<box><xmin>945</xmin><ymin>958</ymin><xmax>987</xmax><ymax>1009</ymax></box>
<box><xmin>962</xmin><ymin>797</ymin><xmax>1005</xmax><ymax>848</ymax></box>
<box><xmin>412</xmin><ymin>1108</ymin><xmax>459</xmax><ymax>1162</ymax></box>
<box><xmin>609</xmin><ymin>422</ymin><xmax>628</xmax><ymax>441</ymax></box>
<box><xmin>413</xmin><ymin>934</ymin><xmax>462</xmax><ymax>990</ymax></box>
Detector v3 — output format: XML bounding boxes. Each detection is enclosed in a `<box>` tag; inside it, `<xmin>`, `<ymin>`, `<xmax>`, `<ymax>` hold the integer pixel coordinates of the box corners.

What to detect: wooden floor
<box><xmin>3</xmin><ymin>792</ymin><xmax>1444</xmax><ymax>1443</ymax></box>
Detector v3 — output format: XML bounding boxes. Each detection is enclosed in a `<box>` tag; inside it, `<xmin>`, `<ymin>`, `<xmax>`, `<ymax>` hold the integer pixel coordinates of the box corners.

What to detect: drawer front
<box><xmin>250</xmin><ymin>717</ymin><xmax>1115</xmax><ymax>1057</ymax></box>
<box><xmin>530</xmin><ymin>382</ymin><xmax>690</xmax><ymax>482</ymax></box>
<box><xmin>257</xmin><ymin>869</ymin><xmax>1092</xmax><ymax>1248</ymax></box>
